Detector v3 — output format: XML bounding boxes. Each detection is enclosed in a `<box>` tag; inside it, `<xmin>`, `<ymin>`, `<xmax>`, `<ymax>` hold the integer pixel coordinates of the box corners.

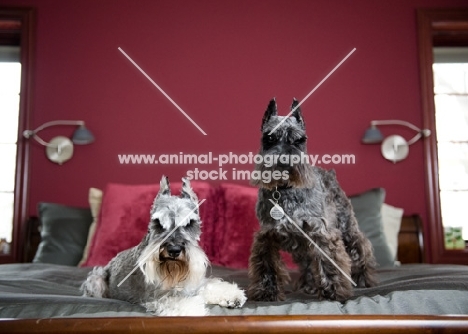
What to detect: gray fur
<box><xmin>81</xmin><ymin>176</ymin><xmax>246</xmax><ymax>316</ymax></box>
<box><xmin>248</xmin><ymin>99</ymin><xmax>377</xmax><ymax>302</ymax></box>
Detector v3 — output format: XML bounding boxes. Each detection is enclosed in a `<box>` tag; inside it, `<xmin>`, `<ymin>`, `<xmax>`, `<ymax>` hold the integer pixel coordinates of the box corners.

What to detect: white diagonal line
<box><xmin>268</xmin><ymin>199</ymin><xmax>357</xmax><ymax>287</ymax></box>
<box><xmin>269</xmin><ymin>48</ymin><xmax>356</xmax><ymax>135</ymax></box>
<box><xmin>118</xmin><ymin>47</ymin><xmax>207</xmax><ymax>136</ymax></box>
<box><xmin>117</xmin><ymin>198</ymin><xmax>206</xmax><ymax>288</ymax></box>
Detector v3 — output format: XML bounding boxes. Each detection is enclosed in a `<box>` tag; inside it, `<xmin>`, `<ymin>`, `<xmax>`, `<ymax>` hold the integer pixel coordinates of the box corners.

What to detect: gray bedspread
<box><xmin>0</xmin><ymin>263</ymin><xmax>467</xmax><ymax>318</ymax></box>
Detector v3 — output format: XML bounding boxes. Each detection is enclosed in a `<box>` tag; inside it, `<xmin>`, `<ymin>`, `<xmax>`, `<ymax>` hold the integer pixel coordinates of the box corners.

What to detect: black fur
<box><xmin>248</xmin><ymin>99</ymin><xmax>377</xmax><ymax>302</ymax></box>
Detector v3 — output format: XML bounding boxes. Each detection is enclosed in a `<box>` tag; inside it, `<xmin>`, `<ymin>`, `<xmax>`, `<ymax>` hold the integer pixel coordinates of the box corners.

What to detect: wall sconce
<box><xmin>362</xmin><ymin>120</ymin><xmax>431</xmax><ymax>163</ymax></box>
<box><xmin>23</xmin><ymin>120</ymin><xmax>95</xmax><ymax>164</ymax></box>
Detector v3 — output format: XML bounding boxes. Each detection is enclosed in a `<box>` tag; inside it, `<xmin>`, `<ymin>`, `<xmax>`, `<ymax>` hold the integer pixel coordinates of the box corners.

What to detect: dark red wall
<box><xmin>1</xmin><ymin>0</ymin><xmax>467</xmax><ymax>258</ymax></box>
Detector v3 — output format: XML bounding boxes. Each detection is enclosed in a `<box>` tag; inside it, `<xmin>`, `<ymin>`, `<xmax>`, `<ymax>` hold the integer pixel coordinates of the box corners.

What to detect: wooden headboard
<box><xmin>397</xmin><ymin>214</ymin><xmax>424</xmax><ymax>264</ymax></box>
<box><xmin>23</xmin><ymin>214</ymin><xmax>425</xmax><ymax>264</ymax></box>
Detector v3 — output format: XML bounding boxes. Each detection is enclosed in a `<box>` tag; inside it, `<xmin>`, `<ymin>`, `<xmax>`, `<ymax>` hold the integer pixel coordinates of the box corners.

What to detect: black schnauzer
<box><xmin>248</xmin><ymin>98</ymin><xmax>377</xmax><ymax>302</ymax></box>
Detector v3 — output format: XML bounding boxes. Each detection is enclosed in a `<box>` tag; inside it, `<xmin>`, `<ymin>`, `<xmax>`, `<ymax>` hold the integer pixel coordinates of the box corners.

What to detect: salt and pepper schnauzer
<box><xmin>248</xmin><ymin>98</ymin><xmax>377</xmax><ymax>302</ymax></box>
<box><xmin>81</xmin><ymin>176</ymin><xmax>246</xmax><ymax>316</ymax></box>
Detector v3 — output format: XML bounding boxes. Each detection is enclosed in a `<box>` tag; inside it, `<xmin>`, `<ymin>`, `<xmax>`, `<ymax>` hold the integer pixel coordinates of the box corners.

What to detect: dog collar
<box><xmin>273</xmin><ymin>184</ymin><xmax>293</xmax><ymax>190</ymax></box>
<box><xmin>270</xmin><ymin>187</ymin><xmax>285</xmax><ymax>220</ymax></box>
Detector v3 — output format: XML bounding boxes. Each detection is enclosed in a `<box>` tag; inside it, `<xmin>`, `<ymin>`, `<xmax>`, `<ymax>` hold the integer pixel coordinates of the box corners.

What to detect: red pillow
<box><xmin>211</xmin><ymin>183</ymin><xmax>259</xmax><ymax>269</ymax></box>
<box><xmin>213</xmin><ymin>183</ymin><xmax>296</xmax><ymax>269</ymax></box>
<box><xmin>83</xmin><ymin>181</ymin><xmax>216</xmax><ymax>267</ymax></box>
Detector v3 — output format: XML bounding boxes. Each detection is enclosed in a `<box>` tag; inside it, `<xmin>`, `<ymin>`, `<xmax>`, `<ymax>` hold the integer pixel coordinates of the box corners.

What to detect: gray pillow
<box><xmin>350</xmin><ymin>188</ymin><xmax>395</xmax><ymax>268</ymax></box>
<box><xmin>33</xmin><ymin>203</ymin><xmax>93</xmax><ymax>266</ymax></box>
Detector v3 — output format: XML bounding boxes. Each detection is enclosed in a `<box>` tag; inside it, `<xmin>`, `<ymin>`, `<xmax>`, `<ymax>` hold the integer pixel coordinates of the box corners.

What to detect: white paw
<box><xmin>144</xmin><ymin>295</ymin><xmax>208</xmax><ymax>316</ymax></box>
<box><xmin>201</xmin><ymin>279</ymin><xmax>247</xmax><ymax>308</ymax></box>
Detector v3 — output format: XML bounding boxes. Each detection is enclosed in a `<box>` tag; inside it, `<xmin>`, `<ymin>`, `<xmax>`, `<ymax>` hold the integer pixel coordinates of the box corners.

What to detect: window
<box><xmin>433</xmin><ymin>50</ymin><xmax>468</xmax><ymax>246</ymax></box>
<box><xmin>418</xmin><ymin>9</ymin><xmax>468</xmax><ymax>264</ymax></box>
<box><xmin>0</xmin><ymin>9</ymin><xmax>34</xmax><ymax>263</ymax></box>
<box><xmin>0</xmin><ymin>49</ymin><xmax>21</xmax><ymax>255</ymax></box>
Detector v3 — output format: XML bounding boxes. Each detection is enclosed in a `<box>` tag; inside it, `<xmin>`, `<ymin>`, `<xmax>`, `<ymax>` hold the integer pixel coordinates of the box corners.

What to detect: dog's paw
<box><xmin>201</xmin><ymin>279</ymin><xmax>247</xmax><ymax>308</ymax></box>
<box><xmin>145</xmin><ymin>296</ymin><xmax>208</xmax><ymax>316</ymax></box>
<box><xmin>247</xmin><ymin>286</ymin><xmax>285</xmax><ymax>302</ymax></box>
<box><xmin>217</xmin><ymin>289</ymin><xmax>247</xmax><ymax>309</ymax></box>
<box><xmin>247</xmin><ymin>279</ymin><xmax>285</xmax><ymax>302</ymax></box>
<box><xmin>300</xmin><ymin>285</ymin><xmax>318</xmax><ymax>295</ymax></box>
<box><xmin>81</xmin><ymin>266</ymin><xmax>109</xmax><ymax>298</ymax></box>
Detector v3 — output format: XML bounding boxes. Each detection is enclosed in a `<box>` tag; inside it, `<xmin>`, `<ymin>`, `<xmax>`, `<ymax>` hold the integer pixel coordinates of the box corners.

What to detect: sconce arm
<box><xmin>370</xmin><ymin>120</ymin><xmax>422</xmax><ymax>132</ymax></box>
<box><xmin>23</xmin><ymin>120</ymin><xmax>86</xmax><ymax>147</ymax></box>
<box><xmin>370</xmin><ymin>120</ymin><xmax>431</xmax><ymax>145</ymax></box>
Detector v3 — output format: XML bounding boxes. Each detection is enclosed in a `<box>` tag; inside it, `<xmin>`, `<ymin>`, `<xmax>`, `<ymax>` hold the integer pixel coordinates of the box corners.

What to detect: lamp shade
<box><xmin>362</xmin><ymin>125</ymin><xmax>384</xmax><ymax>144</ymax></box>
<box><xmin>72</xmin><ymin>125</ymin><xmax>95</xmax><ymax>145</ymax></box>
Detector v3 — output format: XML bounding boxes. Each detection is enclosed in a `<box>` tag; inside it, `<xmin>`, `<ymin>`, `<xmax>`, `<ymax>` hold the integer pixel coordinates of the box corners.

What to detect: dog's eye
<box><xmin>294</xmin><ymin>136</ymin><xmax>307</xmax><ymax>145</ymax></box>
<box><xmin>152</xmin><ymin>219</ymin><xmax>162</xmax><ymax>229</ymax></box>
<box><xmin>188</xmin><ymin>219</ymin><xmax>197</xmax><ymax>226</ymax></box>
<box><xmin>264</xmin><ymin>135</ymin><xmax>276</xmax><ymax>144</ymax></box>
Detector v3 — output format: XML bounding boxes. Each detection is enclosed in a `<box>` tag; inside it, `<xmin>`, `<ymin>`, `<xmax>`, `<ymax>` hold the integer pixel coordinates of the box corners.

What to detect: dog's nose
<box><xmin>277</xmin><ymin>154</ymin><xmax>290</xmax><ymax>168</ymax></box>
<box><xmin>166</xmin><ymin>245</ymin><xmax>183</xmax><ymax>258</ymax></box>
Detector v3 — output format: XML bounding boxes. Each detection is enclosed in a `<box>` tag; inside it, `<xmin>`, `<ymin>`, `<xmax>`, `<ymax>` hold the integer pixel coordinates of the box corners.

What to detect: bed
<box><xmin>1</xmin><ymin>182</ymin><xmax>468</xmax><ymax>333</ymax></box>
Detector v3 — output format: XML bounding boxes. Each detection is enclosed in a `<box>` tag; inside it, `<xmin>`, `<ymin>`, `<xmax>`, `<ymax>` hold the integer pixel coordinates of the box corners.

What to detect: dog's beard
<box><xmin>156</xmin><ymin>256</ymin><xmax>190</xmax><ymax>290</ymax></box>
<box><xmin>138</xmin><ymin>241</ymin><xmax>208</xmax><ymax>291</ymax></box>
<box><xmin>251</xmin><ymin>160</ymin><xmax>315</xmax><ymax>189</ymax></box>
<box><xmin>286</xmin><ymin>163</ymin><xmax>315</xmax><ymax>188</ymax></box>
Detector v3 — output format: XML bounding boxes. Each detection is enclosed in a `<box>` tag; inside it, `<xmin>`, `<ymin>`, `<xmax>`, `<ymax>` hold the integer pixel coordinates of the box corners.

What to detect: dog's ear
<box><xmin>291</xmin><ymin>98</ymin><xmax>305</xmax><ymax>128</ymax></box>
<box><xmin>261</xmin><ymin>98</ymin><xmax>278</xmax><ymax>130</ymax></box>
<box><xmin>180</xmin><ymin>177</ymin><xmax>198</xmax><ymax>202</ymax></box>
<box><xmin>157</xmin><ymin>175</ymin><xmax>171</xmax><ymax>198</ymax></box>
